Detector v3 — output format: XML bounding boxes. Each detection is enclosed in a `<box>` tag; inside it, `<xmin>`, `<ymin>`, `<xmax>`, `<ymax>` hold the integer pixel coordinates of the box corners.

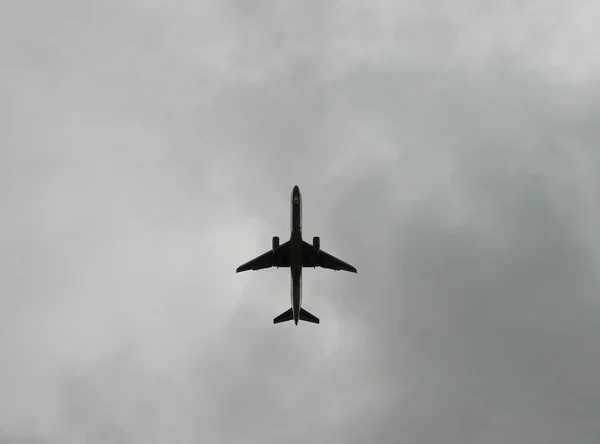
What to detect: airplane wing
<box><xmin>236</xmin><ymin>241</ymin><xmax>290</xmax><ymax>273</ymax></box>
<box><xmin>302</xmin><ymin>241</ymin><xmax>357</xmax><ymax>273</ymax></box>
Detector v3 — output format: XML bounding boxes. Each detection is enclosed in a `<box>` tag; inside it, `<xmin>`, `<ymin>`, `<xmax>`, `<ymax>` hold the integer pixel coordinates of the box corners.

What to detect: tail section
<box><xmin>273</xmin><ymin>308</ymin><xmax>320</xmax><ymax>324</ymax></box>
<box><xmin>299</xmin><ymin>308</ymin><xmax>320</xmax><ymax>324</ymax></box>
<box><xmin>273</xmin><ymin>308</ymin><xmax>294</xmax><ymax>324</ymax></box>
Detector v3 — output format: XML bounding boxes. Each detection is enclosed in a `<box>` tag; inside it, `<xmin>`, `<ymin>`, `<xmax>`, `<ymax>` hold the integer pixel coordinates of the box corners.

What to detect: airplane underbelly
<box><xmin>290</xmin><ymin>239</ymin><xmax>302</xmax><ymax>277</ymax></box>
<box><xmin>292</xmin><ymin>276</ymin><xmax>301</xmax><ymax>313</ymax></box>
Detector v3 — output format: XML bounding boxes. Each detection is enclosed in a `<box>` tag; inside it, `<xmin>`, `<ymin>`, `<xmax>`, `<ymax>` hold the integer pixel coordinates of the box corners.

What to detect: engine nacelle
<box><xmin>272</xmin><ymin>236</ymin><xmax>280</xmax><ymax>253</ymax></box>
<box><xmin>313</xmin><ymin>236</ymin><xmax>320</xmax><ymax>254</ymax></box>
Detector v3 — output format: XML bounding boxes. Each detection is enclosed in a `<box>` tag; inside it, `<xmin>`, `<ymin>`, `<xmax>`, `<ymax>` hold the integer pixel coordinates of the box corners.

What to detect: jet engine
<box><xmin>313</xmin><ymin>236</ymin><xmax>320</xmax><ymax>254</ymax></box>
<box><xmin>272</xmin><ymin>236</ymin><xmax>280</xmax><ymax>253</ymax></box>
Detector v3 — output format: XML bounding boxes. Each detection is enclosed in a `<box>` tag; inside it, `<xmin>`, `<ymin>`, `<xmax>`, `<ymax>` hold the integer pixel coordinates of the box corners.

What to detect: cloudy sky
<box><xmin>2</xmin><ymin>0</ymin><xmax>600</xmax><ymax>443</ymax></box>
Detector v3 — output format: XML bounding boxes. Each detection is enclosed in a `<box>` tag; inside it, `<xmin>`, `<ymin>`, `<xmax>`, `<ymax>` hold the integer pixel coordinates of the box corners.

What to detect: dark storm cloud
<box><xmin>1</xmin><ymin>1</ymin><xmax>600</xmax><ymax>443</ymax></box>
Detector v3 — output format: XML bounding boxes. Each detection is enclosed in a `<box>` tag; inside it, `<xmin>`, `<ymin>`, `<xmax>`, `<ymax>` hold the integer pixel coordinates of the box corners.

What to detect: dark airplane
<box><xmin>236</xmin><ymin>185</ymin><xmax>357</xmax><ymax>325</ymax></box>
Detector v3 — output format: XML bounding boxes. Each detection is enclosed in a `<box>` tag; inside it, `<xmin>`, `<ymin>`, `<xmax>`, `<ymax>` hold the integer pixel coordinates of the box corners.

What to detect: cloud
<box><xmin>1</xmin><ymin>0</ymin><xmax>599</xmax><ymax>443</ymax></box>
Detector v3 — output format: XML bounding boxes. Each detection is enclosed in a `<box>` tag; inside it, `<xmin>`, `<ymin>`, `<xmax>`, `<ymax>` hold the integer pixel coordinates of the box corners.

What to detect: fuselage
<box><xmin>290</xmin><ymin>185</ymin><xmax>303</xmax><ymax>325</ymax></box>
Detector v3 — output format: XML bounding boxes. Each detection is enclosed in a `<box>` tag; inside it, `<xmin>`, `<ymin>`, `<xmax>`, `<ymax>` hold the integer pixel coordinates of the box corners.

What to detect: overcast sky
<box><xmin>1</xmin><ymin>0</ymin><xmax>600</xmax><ymax>443</ymax></box>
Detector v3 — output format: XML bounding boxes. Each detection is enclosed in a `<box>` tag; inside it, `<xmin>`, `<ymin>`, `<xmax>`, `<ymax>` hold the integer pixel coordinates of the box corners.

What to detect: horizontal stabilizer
<box><xmin>299</xmin><ymin>308</ymin><xmax>320</xmax><ymax>324</ymax></box>
<box><xmin>273</xmin><ymin>308</ymin><xmax>294</xmax><ymax>324</ymax></box>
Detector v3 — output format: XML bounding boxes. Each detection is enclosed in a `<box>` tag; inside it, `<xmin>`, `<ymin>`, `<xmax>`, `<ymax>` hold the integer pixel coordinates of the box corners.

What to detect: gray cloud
<box><xmin>2</xmin><ymin>0</ymin><xmax>600</xmax><ymax>443</ymax></box>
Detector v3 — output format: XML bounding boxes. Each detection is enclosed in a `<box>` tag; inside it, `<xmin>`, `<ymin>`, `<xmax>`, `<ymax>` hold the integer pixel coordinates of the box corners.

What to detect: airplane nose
<box><xmin>292</xmin><ymin>185</ymin><xmax>301</xmax><ymax>203</ymax></box>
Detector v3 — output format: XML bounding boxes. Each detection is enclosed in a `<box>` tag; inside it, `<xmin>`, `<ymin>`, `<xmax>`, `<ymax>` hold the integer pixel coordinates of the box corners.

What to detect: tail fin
<box><xmin>273</xmin><ymin>308</ymin><xmax>294</xmax><ymax>324</ymax></box>
<box><xmin>273</xmin><ymin>308</ymin><xmax>320</xmax><ymax>324</ymax></box>
<box><xmin>299</xmin><ymin>308</ymin><xmax>320</xmax><ymax>324</ymax></box>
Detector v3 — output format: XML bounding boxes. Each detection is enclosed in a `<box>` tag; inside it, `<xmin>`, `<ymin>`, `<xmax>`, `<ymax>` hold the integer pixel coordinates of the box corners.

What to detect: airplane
<box><xmin>236</xmin><ymin>185</ymin><xmax>357</xmax><ymax>325</ymax></box>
